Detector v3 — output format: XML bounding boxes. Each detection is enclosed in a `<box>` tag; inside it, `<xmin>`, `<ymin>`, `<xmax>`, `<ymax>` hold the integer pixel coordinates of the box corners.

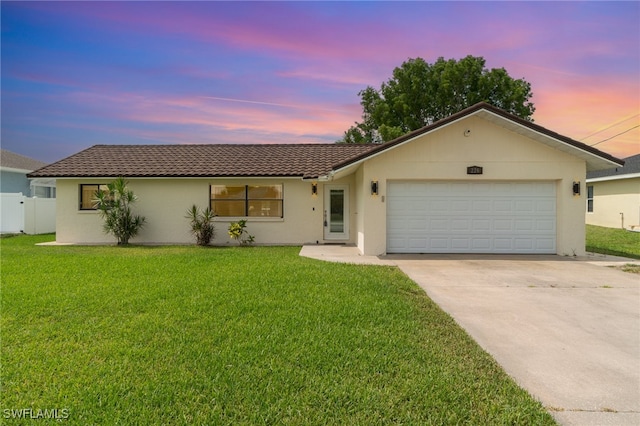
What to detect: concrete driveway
<box><xmin>386</xmin><ymin>254</ymin><xmax>640</xmax><ymax>426</ymax></box>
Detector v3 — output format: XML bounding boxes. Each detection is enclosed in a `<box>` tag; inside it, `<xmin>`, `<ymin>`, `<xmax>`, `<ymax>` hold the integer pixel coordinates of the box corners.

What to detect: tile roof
<box><xmin>28</xmin><ymin>103</ymin><xmax>626</xmax><ymax>180</ymax></box>
<box><xmin>28</xmin><ymin>144</ymin><xmax>378</xmax><ymax>179</ymax></box>
<box><xmin>587</xmin><ymin>153</ymin><xmax>640</xmax><ymax>179</ymax></box>
<box><xmin>1</xmin><ymin>149</ymin><xmax>48</xmax><ymax>171</ymax></box>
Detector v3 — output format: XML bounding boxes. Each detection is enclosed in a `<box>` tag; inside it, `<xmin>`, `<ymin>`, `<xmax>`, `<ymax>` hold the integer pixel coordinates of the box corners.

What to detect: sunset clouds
<box><xmin>2</xmin><ymin>1</ymin><xmax>638</xmax><ymax>162</ymax></box>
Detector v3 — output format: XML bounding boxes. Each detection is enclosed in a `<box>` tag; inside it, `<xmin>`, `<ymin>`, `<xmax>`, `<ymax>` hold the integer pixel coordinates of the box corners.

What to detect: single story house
<box><xmin>586</xmin><ymin>153</ymin><xmax>640</xmax><ymax>230</ymax></box>
<box><xmin>29</xmin><ymin>102</ymin><xmax>623</xmax><ymax>255</ymax></box>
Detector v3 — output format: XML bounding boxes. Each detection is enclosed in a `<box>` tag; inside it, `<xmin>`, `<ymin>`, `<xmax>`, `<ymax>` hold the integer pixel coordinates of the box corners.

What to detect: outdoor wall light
<box><xmin>311</xmin><ymin>183</ymin><xmax>318</xmax><ymax>196</ymax></box>
<box><xmin>371</xmin><ymin>180</ymin><xmax>379</xmax><ymax>196</ymax></box>
<box><xmin>572</xmin><ymin>181</ymin><xmax>580</xmax><ymax>196</ymax></box>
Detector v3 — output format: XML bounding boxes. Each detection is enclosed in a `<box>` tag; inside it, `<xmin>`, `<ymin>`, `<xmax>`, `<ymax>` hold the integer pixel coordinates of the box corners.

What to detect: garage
<box><xmin>387</xmin><ymin>181</ymin><xmax>556</xmax><ymax>253</ymax></box>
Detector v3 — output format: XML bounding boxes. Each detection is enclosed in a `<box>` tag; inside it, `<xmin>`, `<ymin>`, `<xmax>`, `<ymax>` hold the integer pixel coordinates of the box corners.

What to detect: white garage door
<box><xmin>387</xmin><ymin>182</ymin><xmax>556</xmax><ymax>254</ymax></box>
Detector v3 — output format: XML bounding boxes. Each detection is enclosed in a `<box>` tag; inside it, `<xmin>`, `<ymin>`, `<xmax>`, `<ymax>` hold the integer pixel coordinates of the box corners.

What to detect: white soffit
<box><xmin>587</xmin><ymin>173</ymin><xmax>640</xmax><ymax>183</ymax></box>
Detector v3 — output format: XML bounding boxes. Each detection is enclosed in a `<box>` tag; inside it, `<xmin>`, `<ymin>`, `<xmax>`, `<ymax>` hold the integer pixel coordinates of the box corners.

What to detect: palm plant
<box><xmin>185</xmin><ymin>205</ymin><xmax>216</xmax><ymax>246</ymax></box>
<box><xmin>93</xmin><ymin>177</ymin><xmax>146</xmax><ymax>245</ymax></box>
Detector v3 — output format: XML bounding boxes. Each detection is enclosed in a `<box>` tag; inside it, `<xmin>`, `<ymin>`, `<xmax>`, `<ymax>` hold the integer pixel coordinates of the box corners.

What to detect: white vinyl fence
<box><xmin>1</xmin><ymin>193</ymin><xmax>56</xmax><ymax>234</ymax></box>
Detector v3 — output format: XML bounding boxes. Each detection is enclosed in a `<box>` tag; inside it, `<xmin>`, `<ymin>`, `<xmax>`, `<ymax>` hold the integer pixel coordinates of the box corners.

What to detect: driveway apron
<box><xmin>388</xmin><ymin>254</ymin><xmax>640</xmax><ymax>426</ymax></box>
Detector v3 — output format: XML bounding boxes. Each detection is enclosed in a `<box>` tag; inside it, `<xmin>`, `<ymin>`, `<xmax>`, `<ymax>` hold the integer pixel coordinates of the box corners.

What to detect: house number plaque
<box><xmin>467</xmin><ymin>165</ymin><xmax>483</xmax><ymax>175</ymax></box>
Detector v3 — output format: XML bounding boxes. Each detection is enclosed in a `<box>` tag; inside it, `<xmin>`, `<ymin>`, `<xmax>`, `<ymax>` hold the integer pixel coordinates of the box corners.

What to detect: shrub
<box><xmin>228</xmin><ymin>219</ymin><xmax>255</xmax><ymax>246</ymax></box>
<box><xmin>185</xmin><ymin>205</ymin><xmax>216</xmax><ymax>246</ymax></box>
<box><xmin>93</xmin><ymin>177</ymin><xmax>146</xmax><ymax>245</ymax></box>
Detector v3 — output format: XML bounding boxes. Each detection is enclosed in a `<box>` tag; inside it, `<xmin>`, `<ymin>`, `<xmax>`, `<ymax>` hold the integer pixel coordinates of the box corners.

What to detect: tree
<box><xmin>339</xmin><ymin>55</ymin><xmax>535</xmax><ymax>144</ymax></box>
<box><xmin>93</xmin><ymin>177</ymin><xmax>146</xmax><ymax>245</ymax></box>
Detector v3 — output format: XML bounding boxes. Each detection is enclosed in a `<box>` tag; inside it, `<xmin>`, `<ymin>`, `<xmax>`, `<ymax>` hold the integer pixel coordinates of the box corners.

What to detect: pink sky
<box><xmin>2</xmin><ymin>1</ymin><xmax>638</xmax><ymax>163</ymax></box>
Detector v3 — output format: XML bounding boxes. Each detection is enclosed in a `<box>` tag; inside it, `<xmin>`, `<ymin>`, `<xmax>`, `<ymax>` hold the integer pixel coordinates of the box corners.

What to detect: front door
<box><xmin>324</xmin><ymin>185</ymin><xmax>349</xmax><ymax>240</ymax></box>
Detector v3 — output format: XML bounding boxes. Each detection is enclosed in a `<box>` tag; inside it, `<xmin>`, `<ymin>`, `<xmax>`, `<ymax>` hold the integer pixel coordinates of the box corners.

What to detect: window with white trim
<box><xmin>587</xmin><ymin>185</ymin><xmax>594</xmax><ymax>213</ymax></box>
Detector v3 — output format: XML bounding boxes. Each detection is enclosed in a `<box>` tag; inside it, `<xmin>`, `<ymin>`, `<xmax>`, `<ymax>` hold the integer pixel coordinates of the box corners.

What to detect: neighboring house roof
<box><xmin>1</xmin><ymin>149</ymin><xmax>48</xmax><ymax>172</ymax></box>
<box><xmin>28</xmin><ymin>102</ymin><xmax>624</xmax><ymax>180</ymax></box>
<box><xmin>28</xmin><ymin>144</ymin><xmax>378</xmax><ymax>179</ymax></box>
<box><xmin>586</xmin><ymin>153</ymin><xmax>640</xmax><ymax>182</ymax></box>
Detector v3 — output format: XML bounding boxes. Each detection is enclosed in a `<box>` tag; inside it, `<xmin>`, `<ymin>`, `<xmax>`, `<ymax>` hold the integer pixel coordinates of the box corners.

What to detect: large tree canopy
<box><xmin>339</xmin><ymin>55</ymin><xmax>535</xmax><ymax>144</ymax></box>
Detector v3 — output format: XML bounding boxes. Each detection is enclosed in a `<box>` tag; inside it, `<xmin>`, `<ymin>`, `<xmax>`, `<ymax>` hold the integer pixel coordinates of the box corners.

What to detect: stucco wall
<box><xmin>356</xmin><ymin>115</ymin><xmax>587</xmax><ymax>256</ymax></box>
<box><xmin>54</xmin><ymin>115</ymin><xmax>593</xmax><ymax>253</ymax></box>
<box><xmin>55</xmin><ymin>176</ymin><xmax>357</xmax><ymax>245</ymax></box>
<box><xmin>586</xmin><ymin>178</ymin><xmax>640</xmax><ymax>229</ymax></box>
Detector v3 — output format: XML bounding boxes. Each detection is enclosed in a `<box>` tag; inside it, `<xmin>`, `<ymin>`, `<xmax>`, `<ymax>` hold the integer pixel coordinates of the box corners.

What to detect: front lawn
<box><xmin>1</xmin><ymin>235</ymin><xmax>555</xmax><ymax>425</ymax></box>
<box><xmin>586</xmin><ymin>225</ymin><xmax>640</xmax><ymax>259</ymax></box>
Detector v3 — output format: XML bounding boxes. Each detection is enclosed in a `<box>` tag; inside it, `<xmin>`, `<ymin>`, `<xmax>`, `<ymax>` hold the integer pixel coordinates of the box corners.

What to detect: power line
<box><xmin>589</xmin><ymin>125</ymin><xmax>640</xmax><ymax>147</ymax></box>
<box><xmin>580</xmin><ymin>113</ymin><xmax>640</xmax><ymax>141</ymax></box>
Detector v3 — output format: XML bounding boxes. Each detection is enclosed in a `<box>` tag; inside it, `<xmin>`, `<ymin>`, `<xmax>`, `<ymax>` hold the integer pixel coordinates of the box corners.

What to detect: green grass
<box><xmin>1</xmin><ymin>235</ymin><xmax>555</xmax><ymax>425</ymax></box>
<box><xmin>586</xmin><ymin>225</ymin><xmax>640</xmax><ymax>259</ymax></box>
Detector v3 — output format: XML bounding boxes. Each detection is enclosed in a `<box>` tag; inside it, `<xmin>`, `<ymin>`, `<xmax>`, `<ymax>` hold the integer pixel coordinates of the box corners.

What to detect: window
<box><xmin>587</xmin><ymin>185</ymin><xmax>594</xmax><ymax>213</ymax></box>
<box><xmin>211</xmin><ymin>185</ymin><xmax>283</xmax><ymax>218</ymax></box>
<box><xmin>79</xmin><ymin>184</ymin><xmax>108</xmax><ymax>210</ymax></box>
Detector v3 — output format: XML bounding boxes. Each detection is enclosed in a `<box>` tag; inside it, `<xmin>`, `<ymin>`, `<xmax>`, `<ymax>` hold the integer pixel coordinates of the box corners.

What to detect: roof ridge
<box><xmin>90</xmin><ymin>143</ymin><xmax>375</xmax><ymax>148</ymax></box>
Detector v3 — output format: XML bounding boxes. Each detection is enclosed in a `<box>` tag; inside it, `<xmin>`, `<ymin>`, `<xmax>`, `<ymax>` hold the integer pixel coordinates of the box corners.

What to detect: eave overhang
<box><xmin>327</xmin><ymin>102</ymin><xmax>624</xmax><ymax>177</ymax></box>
